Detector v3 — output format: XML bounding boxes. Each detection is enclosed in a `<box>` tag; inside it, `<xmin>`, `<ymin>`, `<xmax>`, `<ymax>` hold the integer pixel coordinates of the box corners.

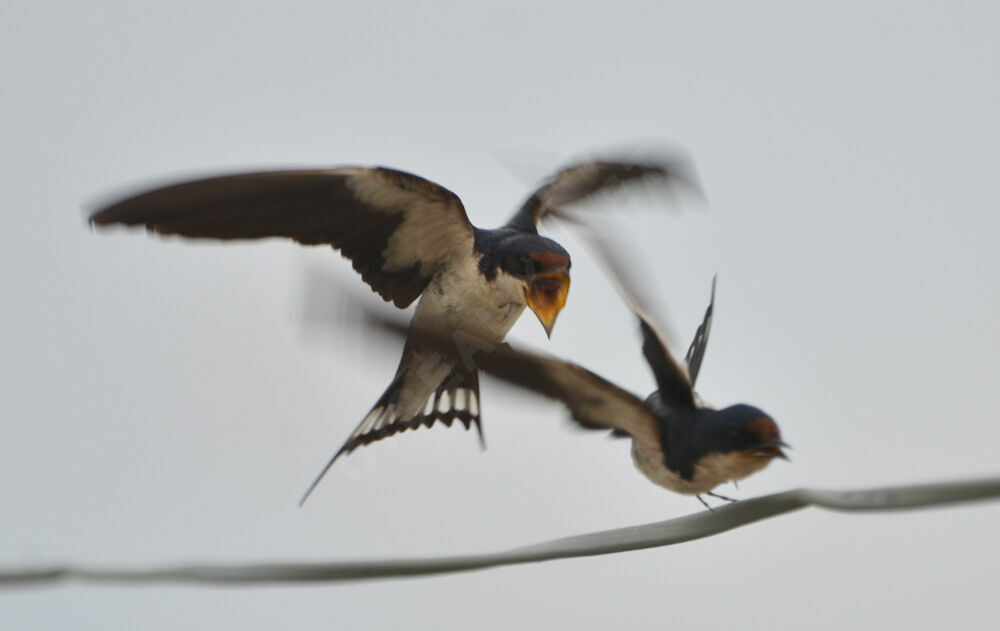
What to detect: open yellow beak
<box><xmin>526</xmin><ymin>271</ymin><xmax>570</xmax><ymax>338</ymax></box>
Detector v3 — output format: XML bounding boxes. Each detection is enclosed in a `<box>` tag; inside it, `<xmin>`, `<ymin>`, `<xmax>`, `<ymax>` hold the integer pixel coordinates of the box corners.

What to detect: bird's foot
<box><xmin>696</xmin><ymin>495</ymin><xmax>716</xmax><ymax>513</ymax></box>
<box><xmin>707</xmin><ymin>491</ymin><xmax>738</xmax><ymax>503</ymax></box>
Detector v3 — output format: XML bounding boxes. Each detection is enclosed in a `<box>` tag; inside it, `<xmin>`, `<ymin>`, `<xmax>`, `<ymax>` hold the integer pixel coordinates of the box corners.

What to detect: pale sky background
<box><xmin>3</xmin><ymin>2</ymin><xmax>1000</xmax><ymax>629</ymax></box>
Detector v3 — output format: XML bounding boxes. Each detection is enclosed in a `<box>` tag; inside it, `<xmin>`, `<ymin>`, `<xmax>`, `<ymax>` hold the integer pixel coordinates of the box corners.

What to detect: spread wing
<box><xmin>89</xmin><ymin>167</ymin><xmax>475</xmax><ymax>308</ymax></box>
<box><xmin>506</xmin><ymin>151</ymin><xmax>700</xmax><ymax>232</ymax></box>
<box><xmin>684</xmin><ymin>276</ymin><xmax>716</xmax><ymax>387</ymax></box>
<box><xmin>374</xmin><ymin>319</ymin><xmax>661</xmax><ymax>445</ymax></box>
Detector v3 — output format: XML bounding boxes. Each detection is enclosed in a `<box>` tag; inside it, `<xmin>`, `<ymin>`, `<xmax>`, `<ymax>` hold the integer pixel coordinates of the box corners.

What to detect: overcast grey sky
<box><xmin>3</xmin><ymin>1</ymin><xmax>999</xmax><ymax>629</ymax></box>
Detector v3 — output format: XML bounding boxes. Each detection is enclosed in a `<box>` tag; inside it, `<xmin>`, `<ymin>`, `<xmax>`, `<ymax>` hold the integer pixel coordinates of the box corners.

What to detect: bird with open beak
<box><xmin>526</xmin><ymin>255</ymin><xmax>571</xmax><ymax>337</ymax></box>
<box><xmin>377</xmin><ymin>276</ymin><xmax>787</xmax><ymax>509</ymax></box>
<box><xmin>88</xmin><ymin>150</ymin><xmax>697</xmax><ymax>504</ymax></box>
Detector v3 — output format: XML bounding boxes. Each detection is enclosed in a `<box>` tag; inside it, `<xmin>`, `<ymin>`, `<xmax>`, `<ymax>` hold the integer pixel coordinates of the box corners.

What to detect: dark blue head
<box><xmin>476</xmin><ymin>229</ymin><xmax>571</xmax><ymax>337</ymax></box>
<box><xmin>702</xmin><ymin>404</ymin><xmax>787</xmax><ymax>459</ymax></box>
<box><xmin>478</xmin><ymin>231</ymin><xmax>569</xmax><ymax>277</ymax></box>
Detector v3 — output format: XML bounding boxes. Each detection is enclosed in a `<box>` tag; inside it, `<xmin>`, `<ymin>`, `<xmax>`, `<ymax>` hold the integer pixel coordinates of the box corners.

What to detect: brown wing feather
<box><xmin>90</xmin><ymin>168</ymin><xmax>475</xmax><ymax>308</ymax></box>
<box><xmin>372</xmin><ymin>318</ymin><xmax>661</xmax><ymax>445</ymax></box>
<box><xmin>480</xmin><ymin>345</ymin><xmax>661</xmax><ymax>445</ymax></box>
<box><xmin>571</xmin><ymin>224</ymin><xmax>697</xmax><ymax>410</ymax></box>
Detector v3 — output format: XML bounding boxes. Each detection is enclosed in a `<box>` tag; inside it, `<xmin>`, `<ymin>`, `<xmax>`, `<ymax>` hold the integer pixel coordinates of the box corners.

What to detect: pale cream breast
<box><xmin>631</xmin><ymin>441</ymin><xmax>773</xmax><ymax>495</ymax></box>
<box><xmin>631</xmin><ymin>441</ymin><xmax>702</xmax><ymax>495</ymax></box>
<box><xmin>412</xmin><ymin>254</ymin><xmax>527</xmax><ymax>343</ymax></box>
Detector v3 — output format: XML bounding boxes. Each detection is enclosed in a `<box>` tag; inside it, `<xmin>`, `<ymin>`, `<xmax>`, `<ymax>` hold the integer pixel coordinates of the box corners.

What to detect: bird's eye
<box><xmin>523</xmin><ymin>256</ymin><xmax>537</xmax><ymax>275</ymax></box>
<box><xmin>503</xmin><ymin>254</ymin><xmax>535</xmax><ymax>277</ymax></box>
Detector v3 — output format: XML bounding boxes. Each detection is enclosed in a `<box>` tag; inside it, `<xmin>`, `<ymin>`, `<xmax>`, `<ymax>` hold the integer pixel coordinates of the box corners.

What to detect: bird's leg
<box><xmin>707</xmin><ymin>491</ymin><xmax>738</xmax><ymax>503</ymax></box>
<box><xmin>696</xmin><ymin>495</ymin><xmax>716</xmax><ymax>512</ymax></box>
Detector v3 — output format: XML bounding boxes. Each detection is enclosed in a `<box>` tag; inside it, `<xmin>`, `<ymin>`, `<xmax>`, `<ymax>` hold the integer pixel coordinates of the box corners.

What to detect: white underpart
<box><xmin>631</xmin><ymin>441</ymin><xmax>774</xmax><ymax>495</ymax></box>
<box><xmin>412</xmin><ymin>254</ymin><xmax>527</xmax><ymax>342</ymax></box>
<box><xmin>378</xmin><ymin>254</ymin><xmax>525</xmax><ymax>424</ymax></box>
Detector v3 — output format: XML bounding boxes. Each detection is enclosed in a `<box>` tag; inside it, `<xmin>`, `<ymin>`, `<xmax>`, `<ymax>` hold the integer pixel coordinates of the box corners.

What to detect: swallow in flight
<box><xmin>88</xmin><ymin>152</ymin><xmax>697</xmax><ymax>503</ymax></box>
<box><xmin>377</xmin><ymin>269</ymin><xmax>787</xmax><ymax>508</ymax></box>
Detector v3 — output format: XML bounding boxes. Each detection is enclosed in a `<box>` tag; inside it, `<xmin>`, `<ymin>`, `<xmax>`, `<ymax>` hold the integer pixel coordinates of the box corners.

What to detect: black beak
<box><xmin>757</xmin><ymin>438</ymin><xmax>790</xmax><ymax>461</ymax></box>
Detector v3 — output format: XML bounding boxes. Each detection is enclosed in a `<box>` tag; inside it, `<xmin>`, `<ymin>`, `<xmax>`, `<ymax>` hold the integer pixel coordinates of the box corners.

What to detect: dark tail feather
<box><xmin>298</xmin><ymin>444</ymin><xmax>351</xmax><ymax>507</ymax></box>
<box><xmin>299</xmin><ymin>352</ymin><xmax>483</xmax><ymax>506</ymax></box>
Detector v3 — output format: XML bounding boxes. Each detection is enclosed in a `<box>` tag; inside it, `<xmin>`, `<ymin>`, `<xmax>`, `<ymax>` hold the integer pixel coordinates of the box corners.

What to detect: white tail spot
<box><xmin>372</xmin><ymin>409</ymin><xmax>387</xmax><ymax>431</ymax></box>
<box><xmin>374</xmin><ymin>404</ymin><xmax>396</xmax><ymax>431</ymax></box>
<box><xmin>469</xmin><ymin>392</ymin><xmax>479</xmax><ymax>417</ymax></box>
<box><xmin>422</xmin><ymin>396</ymin><xmax>435</xmax><ymax>416</ymax></box>
<box><xmin>438</xmin><ymin>391</ymin><xmax>451</xmax><ymax>413</ymax></box>
<box><xmin>454</xmin><ymin>389</ymin><xmax>467</xmax><ymax>411</ymax></box>
<box><xmin>358</xmin><ymin>407</ymin><xmax>381</xmax><ymax>436</ymax></box>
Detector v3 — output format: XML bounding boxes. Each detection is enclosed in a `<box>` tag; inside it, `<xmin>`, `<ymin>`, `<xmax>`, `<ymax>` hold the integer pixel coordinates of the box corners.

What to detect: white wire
<box><xmin>2</xmin><ymin>476</ymin><xmax>998</xmax><ymax>588</ymax></box>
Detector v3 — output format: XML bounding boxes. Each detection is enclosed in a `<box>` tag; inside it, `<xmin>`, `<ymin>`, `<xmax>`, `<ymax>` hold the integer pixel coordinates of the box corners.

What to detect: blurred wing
<box><xmin>90</xmin><ymin>167</ymin><xmax>475</xmax><ymax>308</ymax></box>
<box><xmin>574</xmin><ymin>225</ymin><xmax>697</xmax><ymax>411</ymax></box>
<box><xmin>684</xmin><ymin>276</ymin><xmax>716</xmax><ymax>387</ymax></box>
<box><xmin>506</xmin><ymin>150</ymin><xmax>700</xmax><ymax>231</ymax></box>
<box><xmin>636</xmin><ymin>316</ymin><xmax>697</xmax><ymax>411</ymax></box>
<box><xmin>377</xmin><ymin>319</ymin><xmax>661</xmax><ymax>445</ymax></box>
